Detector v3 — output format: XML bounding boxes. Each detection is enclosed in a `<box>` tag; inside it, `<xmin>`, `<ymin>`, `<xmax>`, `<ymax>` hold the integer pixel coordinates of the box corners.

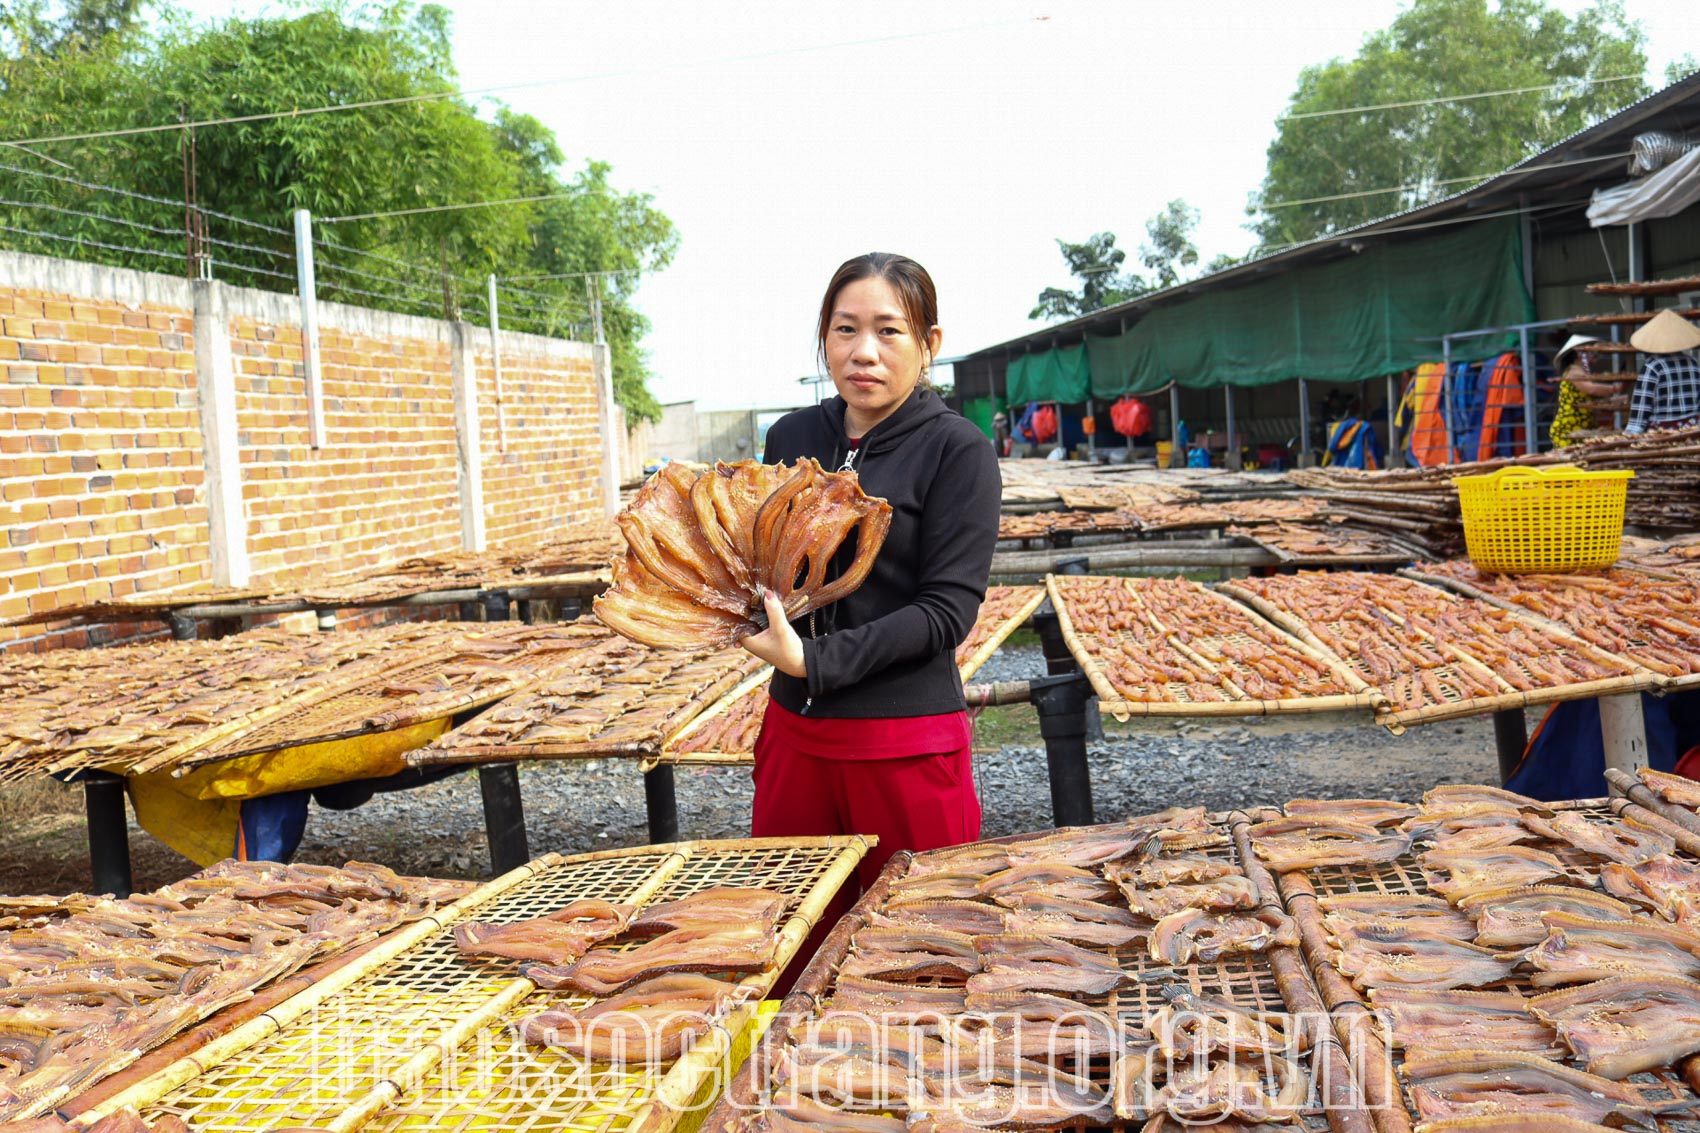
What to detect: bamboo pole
<box><xmin>993</xmin><ymin>542</ymin><xmax>1279</xmax><ymax>575</ymax></box>
<box><xmin>1604</xmin><ymin>768</ymin><xmax>1700</xmax><ymax>838</ymax></box>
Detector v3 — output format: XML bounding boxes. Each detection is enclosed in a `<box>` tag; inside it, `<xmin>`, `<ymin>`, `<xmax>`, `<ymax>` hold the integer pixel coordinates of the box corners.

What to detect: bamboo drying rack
<box><xmin>647</xmin><ymin>587</ymin><xmax>1048</xmax><ymax>770</ymax></box>
<box><xmin>1048</xmin><ymin>575</ymin><xmax>1382</xmax><ymax>721</ymax></box>
<box><xmin>64</xmin><ymin>837</ymin><xmax>868</xmax><ymax>1133</ymax></box>
<box><xmin>408</xmin><ymin>654</ymin><xmax>764</xmax><ymax>768</ymax></box>
<box><xmin>1402</xmin><ymin>566</ymin><xmax>1700</xmax><ymax>694</ymax></box>
<box><xmin>1264</xmin><ymin>797</ymin><xmax>1700</xmax><ymax>1131</ymax></box>
<box><xmin>699</xmin><ymin>815</ymin><xmax>1376</xmax><ymax>1133</ymax></box>
<box><xmin>1217</xmin><ymin>578</ymin><xmax>1653</xmax><ymax>732</ymax></box>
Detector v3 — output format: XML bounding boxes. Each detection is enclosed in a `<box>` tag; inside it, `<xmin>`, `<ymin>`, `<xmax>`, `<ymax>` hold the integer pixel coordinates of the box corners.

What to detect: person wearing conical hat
<box><xmin>1549</xmin><ymin>333</ymin><xmax>1617</xmax><ymax>447</ymax></box>
<box><xmin>1626</xmin><ymin>308</ymin><xmax>1700</xmax><ymax>435</ymax></box>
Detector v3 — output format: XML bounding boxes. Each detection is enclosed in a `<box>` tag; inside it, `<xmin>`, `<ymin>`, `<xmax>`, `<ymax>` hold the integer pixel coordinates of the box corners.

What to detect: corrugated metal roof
<box><xmin>962</xmin><ymin>70</ymin><xmax>1700</xmax><ymax>364</ymax></box>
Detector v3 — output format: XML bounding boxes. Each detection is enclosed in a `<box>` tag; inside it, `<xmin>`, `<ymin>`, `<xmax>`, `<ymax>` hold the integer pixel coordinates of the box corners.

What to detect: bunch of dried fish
<box><xmin>1400</xmin><ymin>1049</ymin><xmax>1653</xmax><ymax>1125</ymax></box>
<box><xmin>594</xmin><ymin>459</ymin><xmax>892</xmax><ymax>650</ymax></box>
<box><xmin>1248</xmin><ymin>815</ymin><xmax>1411</xmax><ymax>873</ymax></box>
<box><xmin>1138</xmin><ymin>498</ymin><xmax>1328</xmax><ymax>532</ymax></box>
<box><xmin>0</xmin><ymin>859</ymin><xmax>464</xmax><ymax>1124</ymax></box>
<box><xmin>1230</xmin><ymin>521</ymin><xmax>1414</xmax><ymax>562</ymax></box>
<box><xmin>1226</xmin><ymin>571</ymin><xmax>1640</xmax><ymax>713</ymax></box>
<box><xmin>1052</xmin><ymin>574</ymin><xmax>1357</xmax><ymax>706</ymax></box>
<box><xmin>997</xmin><ymin>509</ymin><xmax>1141</xmax><ymax>541</ymax></box>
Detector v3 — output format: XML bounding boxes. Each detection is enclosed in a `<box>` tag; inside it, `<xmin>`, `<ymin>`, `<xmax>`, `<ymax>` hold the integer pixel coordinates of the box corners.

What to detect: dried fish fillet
<box><xmin>1528</xmin><ymin>974</ymin><xmax>1700</xmax><ymax>1078</ymax></box>
<box><xmin>1318</xmin><ymin>894</ymin><xmax>1476</xmax><ymax>940</ymax></box>
<box><xmin>1457</xmin><ymin>886</ymin><xmax>1636</xmax><ymax>948</ymax></box>
<box><xmin>519</xmin><ymin>972</ymin><xmax>746</xmax><ymax>1061</ymax></box>
<box><xmin>1119</xmin><ymin>875</ymin><xmax>1259</xmax><ymax>919</ymax></box>
<box><xmin>975</xmin><ymin>864</ymin><xmax>1114</xmax><ymax>905</ymax></box>
<box><xmin>1149</xmin><ymin>909</ymin><xmax>1298</xmax><ymax>965</ymax></box>
<box><xmin>1369</xmin><ymin>988</ymin><xmax>1563</xmax><ymax>1058</ymax></box>
<box><xmin>1639</xmin><ymin>766</ymin><xmax>1700</xmax><ymax>809</ymax></box>
<box><xmin>1330</xmin><ymin>923</ymin><xmax>1521</xmax><ymax>991</ymax></box>
<box><xmin>1600</xmin><ymin>853</ymin><xmax>1700</xmax><ymax>922</ymax></box>
<box><xmin>1526</xmin><ymin>909</ymin><xmax>1700</xmax><ymax>986</ymax></box>
<box><xmin>1418</xmin><ymin>846</ymin><xmax>1569</xmax><ymax>900</ymax></box>
<box><xmin>1517</xmin><ymin>809</ymin><xmax>1674</xmax><ymax>865</ymax></box>
<box><xmin>968</xmin><ymin>934</ymin><xmax>1129</xmax><ymax>997</ymax></box>
<box><xmin>1284</xmin><ymin>797</ymin><xmax>1416</xmax><ymax>828</ymax></box>
<box><xmin>1248</xmin><ymin>815</ymin><xmax>1410</xmax><ymax>872</ymax></box>
<box><xmin>1401</xmin><ymin>1049</ymin><xmax>1650</xmax><ymax>1125</ymax></box>
<box><xmin>454</xmin><ymin>898</ymin><xmax>634</xmax><ymax>964</ymax></box>
<box><xmin>528</xmin><ymin>921</ymin><xmax>780</xmax><ymax>996</ymax></box>
<box><xmin>1106</xmin><ymin>853</ymin><xmax>1236</xmax><ymax>889</ymax></box>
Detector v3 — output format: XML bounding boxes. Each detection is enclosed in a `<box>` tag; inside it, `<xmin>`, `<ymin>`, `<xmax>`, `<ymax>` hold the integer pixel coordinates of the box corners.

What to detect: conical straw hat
<box><xmin>1553</xmin><ymin>333</ymin><xmax>1601</xmax><ymax>367</ymax></box>
<box><xmin>1630</xmin><ymin>308</ymin><xmax>1700</xmax><ymax>354</ymax></box>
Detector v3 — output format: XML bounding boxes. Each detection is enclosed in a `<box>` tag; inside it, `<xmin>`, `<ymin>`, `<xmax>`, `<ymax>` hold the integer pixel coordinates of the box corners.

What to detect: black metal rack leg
<box><xmin>478</xmin><ymin>763</ymin><xmax>530</xmax><ymax>874</ymax></box>
<box><xmin>1492</xmin><ymin>708</ymin><xmax>1527</xmax><ymax>785</ymax></box>
<box><xmin>645</xmin><ymin>765</ymin><xmax>680</xmax><ymax>845</ymax></box>
<box><xmin>1032</xmin><ymin>674</ymin><xmax>1095</xmax><ymax>827</ymax></box>
<box><xmin>84</xmin><ymin>771</ymin><xmax>133</xmax><ymax>897</ymax></box>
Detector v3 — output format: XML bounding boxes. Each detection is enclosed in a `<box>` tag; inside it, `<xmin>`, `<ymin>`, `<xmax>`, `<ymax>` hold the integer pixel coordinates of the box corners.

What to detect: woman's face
<box><xmin>824</xmin><ymin>276</ymin><xmax>942</xmax><ymax>432</ymax></box>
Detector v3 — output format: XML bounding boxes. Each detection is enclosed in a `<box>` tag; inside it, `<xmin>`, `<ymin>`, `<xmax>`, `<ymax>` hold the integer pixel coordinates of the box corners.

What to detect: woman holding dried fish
<box><xmin>740</xmin><ymin>252</ymin><xmax>1001</xmax><ymax>895</ymax></box>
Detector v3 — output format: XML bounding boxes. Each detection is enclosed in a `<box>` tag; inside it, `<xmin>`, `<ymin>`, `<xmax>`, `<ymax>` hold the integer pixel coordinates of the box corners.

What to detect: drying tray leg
<box><xmin>1492</xmin><ymin>708</ymin><xmax>1527</xmax><ymax>785</ymax></box>
<box><xmin>645</xmin><ymin>765</ymin><xmax>680</xmax><ymax>844</ymax></box>
<box><xmin>1600</xmin><ymin>693</ymin><xmax>1649</xmax><ymax>776</ymax></box>
<box><xmin>477</xmin><ymin>763</ymin><xmax>530</xmax><ymax>875</ymax></box>
<box><xmin>84</xmin><ymin>771</ymin><xmax>133</xmax><ymax>897</ymax></box>
<box><xmin>1031</xmin><ymin>673</ymin><xmax>1095</xmax><ymax>828</ymax></box>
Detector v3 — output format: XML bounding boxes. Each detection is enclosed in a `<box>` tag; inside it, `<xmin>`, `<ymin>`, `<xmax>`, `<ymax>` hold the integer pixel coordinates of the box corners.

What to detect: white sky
<box><xmin>182</xmin><ymin>1</ymin><xmax>1695</xmax><ymax>412</ymax></box>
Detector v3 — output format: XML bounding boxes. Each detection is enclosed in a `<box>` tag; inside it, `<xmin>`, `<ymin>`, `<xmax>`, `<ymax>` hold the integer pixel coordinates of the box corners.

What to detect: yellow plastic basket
<box><xmin>1453</xmin><ymin>465</ymin><xmax>1634</xmax><ymax>573</ymax></box>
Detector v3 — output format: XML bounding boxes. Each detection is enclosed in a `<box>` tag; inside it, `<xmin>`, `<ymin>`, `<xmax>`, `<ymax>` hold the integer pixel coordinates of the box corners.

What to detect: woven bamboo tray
<box><xmin>1402</xmin><ymin>567</ymin><xmax>1700</xmax><ymax>694</ymax></box>
<box><xmin>1218</xmin><ymin>579</ymin><xmax>1653</xmax><ymax>732</ymax></box>
<box><xmin>408</xmin><ymin>652</ymin><xmax>765</xmax><ymax>768</ymax></box>
<box><xmin>1234</xmin><ymin>525</ymin><xmax>1420</xmax><ymax>568</ymax></box>
<box><xmin>72</xmin><ymin>837</ymin><xmax>868</xmax><ymax>1133</ymax></box>
<box><xmin>698</xmin><ymin>815</ymin><xmax>1374</xmax><ymax>1133</ymax></box>
<box><xmin>1267</xmin><ymin>797</ymin><xmax>1700</xmax><ymax>1132</ymax></box>
<box><xmin>1050</xmin><ymin>575</ymin><xmax>1382</xmax><ymax>720</ymax></box>
<box><xmin>649</xmin><ymin>586</ymin><xmax>1048</xmax><ymax>770</ymax></box>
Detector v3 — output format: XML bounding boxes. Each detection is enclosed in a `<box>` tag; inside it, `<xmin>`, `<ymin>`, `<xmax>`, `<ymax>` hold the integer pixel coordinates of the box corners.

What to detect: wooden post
<box><xmin>192</xmin><ymin>279</ymin><xmax>251</xmax><ymax>586</ymax></box>
<box><xmin>1385</xmin><ymin>373</ymin><xmax>1405</xmax><ymax>469</ymax></box>
<box><xmin>1599</xmin><ymin>693</ymin><xmax>1648</xmax><ymax>775</ymax></box>
<box><xmin>1224</xmin><ymin>385</ymin><xmax>1242</xmax><ymax>471</ymax></box>
<box><xmin>1169</xmin><ymin>385</ymin><xmax>1182</xmax><ymax>470</ymax></box>
<box><xmin>449</xmin><ymin>321</ymin><xmax>487</xmax><ymax>551</ymax></box>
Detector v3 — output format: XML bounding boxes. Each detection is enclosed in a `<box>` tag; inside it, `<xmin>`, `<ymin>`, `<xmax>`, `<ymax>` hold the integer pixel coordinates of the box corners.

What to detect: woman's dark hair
<box><xmin>816</xmin><ymin>252</ymin><xmax>939</xmax><ymax>379</ymax></box>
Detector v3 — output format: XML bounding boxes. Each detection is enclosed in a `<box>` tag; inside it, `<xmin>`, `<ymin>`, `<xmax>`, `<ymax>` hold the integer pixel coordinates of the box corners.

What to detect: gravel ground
<box><xmin>0</xmin><ymin>643</ymin><xmax>1500</xmax><ymax>894</ymax></box>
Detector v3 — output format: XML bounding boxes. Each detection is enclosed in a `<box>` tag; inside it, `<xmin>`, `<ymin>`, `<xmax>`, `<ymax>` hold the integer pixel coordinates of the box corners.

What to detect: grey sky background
<box><xmin>181</xmin><ymin>1</ymin><xmax>1695</xmax><ymax>413</ymax></box>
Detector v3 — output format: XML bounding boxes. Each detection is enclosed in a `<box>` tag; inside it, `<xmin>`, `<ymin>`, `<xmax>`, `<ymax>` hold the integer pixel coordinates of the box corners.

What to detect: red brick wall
<box><xmin>228</xmin><ymin>304</ymin><xmax>462</xmax><ymax>583</ymax></box>
<box><xmin>476</xmin><ymin>339</ymin><xmax>606</xmax><ymax>546</ymax></box>
<box><xmin>0</xmin><ymin>276</ymin><xmax>209</xmax><ymax>652</ymax></box>
<box><xmin>1</xmin><ymin>253</ymin><xmax>611</xmax><ymax>653</ymax></box>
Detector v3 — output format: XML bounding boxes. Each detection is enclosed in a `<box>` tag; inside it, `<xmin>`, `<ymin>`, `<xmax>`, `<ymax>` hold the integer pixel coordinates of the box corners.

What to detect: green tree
<box><xmin>1250</xmin><ymin>0</ymin><xmax>1649</xmax><ymax>249</ymax></box>
<box><xmin>0</xmin><ymin>2</ymin><xmax>676</xmax><ymax>422</ymax></box>
<box><xmin>1029</xmin><ymin>199</ymin><xmax>1202</xmax><ymax>322</ymax></box>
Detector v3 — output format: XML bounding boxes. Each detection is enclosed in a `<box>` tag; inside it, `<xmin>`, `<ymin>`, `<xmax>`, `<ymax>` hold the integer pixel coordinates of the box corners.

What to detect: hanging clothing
<box><xmin>1475</xmin><ymin>352</ymin><xmax>1525</xmax><ymax>460</ymax></box>
<box><xmin>1397</xmin><ymin>363</ymin><xmax>1452</xmax><ymax>466</ymax></box>
<box><xmin>1321</xmin><ymin>418</ymin><xmax>1384</xmax><ymax>469</ymax></box>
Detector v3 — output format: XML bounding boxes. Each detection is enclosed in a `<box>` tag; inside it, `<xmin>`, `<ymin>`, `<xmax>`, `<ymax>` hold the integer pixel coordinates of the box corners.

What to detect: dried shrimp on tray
<box><xmin>1047</xmin><ymin>574</ymin><xmax>1378</xmax><ymax>719</ymax></box>
<box><xmin>1220</xmin><ymin>570</ymin><xmax>1653</xmax><ymax>731</ymax></box>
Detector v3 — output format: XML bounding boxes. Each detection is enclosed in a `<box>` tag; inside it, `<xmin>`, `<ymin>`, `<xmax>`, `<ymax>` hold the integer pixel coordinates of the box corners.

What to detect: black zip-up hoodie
<box><xmin>762</xmin><ymin>386</ymin><xmax>1000</xmax><ymax>718</ymax></box>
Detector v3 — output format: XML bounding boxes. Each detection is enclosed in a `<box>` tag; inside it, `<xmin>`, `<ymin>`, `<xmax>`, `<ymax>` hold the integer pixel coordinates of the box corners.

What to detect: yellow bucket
<box><xmin>1454</xmin><ymin>465</ymin><xmax>1634</xmax><ymax>573</ymax></box>
<box><xmin>1155</xmin><ymin>441</ymin><xmax>1174</xmax><ymax>469</ymax></box>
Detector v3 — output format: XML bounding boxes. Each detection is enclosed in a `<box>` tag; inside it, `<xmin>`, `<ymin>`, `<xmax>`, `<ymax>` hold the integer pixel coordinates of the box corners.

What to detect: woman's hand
<box><xmin>739</xmin><ymin>589</ymin><xmax>807</xmax><ymax>678</ymax></box>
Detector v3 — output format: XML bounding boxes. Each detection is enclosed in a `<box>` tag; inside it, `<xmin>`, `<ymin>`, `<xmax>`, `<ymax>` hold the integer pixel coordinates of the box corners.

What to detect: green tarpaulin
<box><xmin>1013</xmin><ymin>218</ymin><xmax>1533</xmax><ymax>401</ymax></box>
<box><xmin>1007</xmin><ymin>342</ymin><xmax>1090</xmax><ymax>404</ymax></box>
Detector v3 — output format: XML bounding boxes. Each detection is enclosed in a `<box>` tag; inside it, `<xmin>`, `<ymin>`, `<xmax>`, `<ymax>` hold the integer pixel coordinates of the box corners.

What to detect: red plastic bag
<box><xmin>1032</xmin><ymin>405</ymin><xmax>1058</xmax><ymax>443</ymax></box>
<box><xmin>1110</xmin><ymin>396</ymin><xmax>1151</xmax><ymax>438</ymax></box>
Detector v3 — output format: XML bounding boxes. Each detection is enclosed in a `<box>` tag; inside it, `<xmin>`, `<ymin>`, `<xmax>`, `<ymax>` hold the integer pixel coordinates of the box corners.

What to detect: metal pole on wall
<box><xmin>1169</xmin><ymin>384</ymin><xmax>1181</xmax><ymax>470</ymax></box>
<box><xmin>1440</xmin><ymin>336</ymin><xmax>1454</xmax><ymax>464</ymax></box>
<box><xmin>1224</xmin><ymin>385</ymin><xmax>1241</xmax><ymax>471</ymax></box>
<box><xmin>1297</xmin><ymin>377</ymin><xmax>1312</xmax><ymax>468</ymax></box>
<box><xmin>1386</xmin><ymin>373</ymin><xmax>1404</xmax><ymax>468</ymax></box>
<box><xmin>486</xmin><ymin>274</ymin><xmax>507</xmax><ymax>452</ymax></box>
<box><xmin>291</xmin><ymin>209</ymin><xmax>326</xmax><ymax>449</ymax></box>
<box><xmin>1519</xmin><ymin>325</ymin><xmax>1538</xmax><ymax>456</ymax></box>
<box><xmin>1086</xmin><ymin>397</ymin><xmax>1096</xmax><ymax>455</ymax></box>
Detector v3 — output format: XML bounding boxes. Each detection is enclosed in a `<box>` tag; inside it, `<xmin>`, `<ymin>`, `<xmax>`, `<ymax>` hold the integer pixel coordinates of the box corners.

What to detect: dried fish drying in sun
<box><xmin>1517</xmin><ymin>809</ymin><xmax>1675</xmax><ymax>865</ymax></box>
<box><xmin>0</xmin><ymin>860</ymin><xmax>463</xmax><ymax>1124</ymax></box>
<box><xmin>1639</xmin><ymin>766</ymin><xmax>1700</xmax><ymax>809</ymax></box>
<box><xmin>1527</xmin><ymin>974</ymin><xmax>1700</xmax><ymax>1078</ymax></box>
<box><xmin>1224</xmin><ymin>571</ymin><xmax>1644</xmax><ymax>717</ymax></box>
<box><xmin>1368</xmin><ymin>988</ymin><xmax>1564</xmax><ymax>1058</ymax></box>
<box><xmin>1415</xmin><ymin>561</ymin><xmax>1700</xmax><ymax>678</ymax></box>
<box><xmin>1248</xmin><ymin>815</ymin><xmax>1412</xmax><ymax>872</ymax></box>
<box><xmin>1600</xmin><ymin>853</ymin><xmax>1700</xmax><ymax>922</ymax></box>
<box><xmin>594</xmin><ymin>459</ymin><xmax>892</xmax><ymax>650</ymax></box>
<box><xmin>1050</xmin><ymin>574</ymin><xmax>1361</xmax><ymax>709</ymax></box>
<box><xmin>1400</xmin><ymin>1049</ymin><xmax>1653</xmax><ymax>1125</ymax></box>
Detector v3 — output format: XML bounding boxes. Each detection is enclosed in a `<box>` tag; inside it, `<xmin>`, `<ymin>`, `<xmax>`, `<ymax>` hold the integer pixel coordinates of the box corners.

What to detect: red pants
<box><xmin>751</xmin><ymin>734</ymin><xmax>981</xmax><ymax>992</ymax></box>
